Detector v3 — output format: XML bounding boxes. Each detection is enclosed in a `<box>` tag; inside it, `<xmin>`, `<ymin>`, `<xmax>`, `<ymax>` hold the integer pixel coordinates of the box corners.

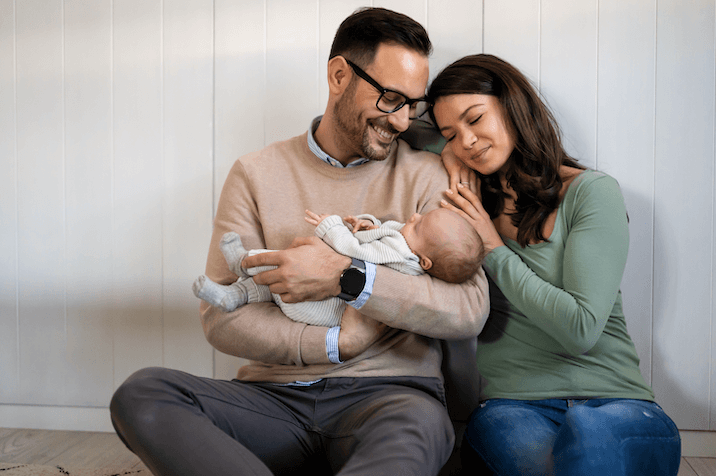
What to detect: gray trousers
<box><xmin>110</xmin><ymin>367</ymin><xmax>455</xmax><ymax>476</ymax></box>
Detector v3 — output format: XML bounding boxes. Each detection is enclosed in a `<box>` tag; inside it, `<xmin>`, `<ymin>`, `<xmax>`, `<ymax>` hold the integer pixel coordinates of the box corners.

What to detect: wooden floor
<box><xmin>0</xmin><ymin>427</ymin><xmax>714</xmax><ymax>475</ymax></box>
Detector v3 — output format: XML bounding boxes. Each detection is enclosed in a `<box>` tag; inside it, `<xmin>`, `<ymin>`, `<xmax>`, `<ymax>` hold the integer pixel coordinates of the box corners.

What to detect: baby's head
<box><xmin>400</xmin><ymin>208</ymin><xmax>485</xmax><ymax>283</ymax></box>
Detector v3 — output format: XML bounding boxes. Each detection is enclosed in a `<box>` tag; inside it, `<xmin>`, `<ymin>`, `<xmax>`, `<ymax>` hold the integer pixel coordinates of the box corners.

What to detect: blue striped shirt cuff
<box><xmin>326</xmin><ymin>326</ymin><xmax>342</xmax><ymax>364</ymax></box>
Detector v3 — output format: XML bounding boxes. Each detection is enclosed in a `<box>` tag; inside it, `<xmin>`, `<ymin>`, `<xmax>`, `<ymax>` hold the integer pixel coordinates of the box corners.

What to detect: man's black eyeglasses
<box><xmin>344</xmin><ymin>58</ymin><xmax>430</xmax><ymax>120</ymax></box>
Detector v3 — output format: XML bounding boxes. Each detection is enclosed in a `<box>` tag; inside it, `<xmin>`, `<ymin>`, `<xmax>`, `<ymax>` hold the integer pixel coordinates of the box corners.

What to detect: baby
<box><xmin>193</xmin><ymin>208</ymin><xmax>485</xmax><ymax>327</ymax></box>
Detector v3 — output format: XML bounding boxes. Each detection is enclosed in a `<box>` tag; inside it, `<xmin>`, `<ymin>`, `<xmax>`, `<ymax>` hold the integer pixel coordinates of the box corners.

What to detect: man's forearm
<box><xmin>200</xmin><ymin>300</ymin><xmax>332</xmax><ymax>365</ymax></box>
<box><xmin>359</xmin><ymin>265</ymin><xmax>490</xmax><ymax>339</ymax></box>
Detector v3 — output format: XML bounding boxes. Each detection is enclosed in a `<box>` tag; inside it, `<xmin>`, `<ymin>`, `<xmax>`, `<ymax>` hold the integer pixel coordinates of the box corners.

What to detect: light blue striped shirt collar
<box><xmin>307</xmin><ymin>116</ymin><xmax>370</xmax><ymax>168</ymax></box>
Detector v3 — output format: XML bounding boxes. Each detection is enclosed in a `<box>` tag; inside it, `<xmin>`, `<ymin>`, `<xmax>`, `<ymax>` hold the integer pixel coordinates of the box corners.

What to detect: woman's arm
<box><xmin>483</xmin><ymin>174</ymin><xmax>629</xmax><ymax>355</ymax></box>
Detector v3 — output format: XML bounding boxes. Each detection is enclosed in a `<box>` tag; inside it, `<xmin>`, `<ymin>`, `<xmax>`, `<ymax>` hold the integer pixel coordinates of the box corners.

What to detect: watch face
<box><xmin>341</xmin><ymin>268</ymin><xmax>366</xmax><ymax>297</ymax></box>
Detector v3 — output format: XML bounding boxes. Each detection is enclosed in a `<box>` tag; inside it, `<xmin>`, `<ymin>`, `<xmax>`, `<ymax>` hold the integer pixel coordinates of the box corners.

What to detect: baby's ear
<box><xmin>419</xmin><ymin>255</ymin><xmax>433</xmax><ymax>271</ymax></box>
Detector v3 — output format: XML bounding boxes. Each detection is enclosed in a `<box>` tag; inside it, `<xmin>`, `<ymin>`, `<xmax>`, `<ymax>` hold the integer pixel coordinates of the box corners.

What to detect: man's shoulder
<box><xmin>393</xmin><ymin>139</ymin><xmax>448</xmax><ymax>177</ymax></box>
<box><xmin>236</xmin><ymin>133</ymin><xmax>309</xmax><ymax>166</ymax></box>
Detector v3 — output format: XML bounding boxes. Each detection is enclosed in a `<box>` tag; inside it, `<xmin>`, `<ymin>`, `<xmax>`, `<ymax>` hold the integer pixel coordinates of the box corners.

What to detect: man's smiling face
<box><xmin>334</xmin><ymin>43</ymin><xmax>429</xmax><ymax>161</ymax></box>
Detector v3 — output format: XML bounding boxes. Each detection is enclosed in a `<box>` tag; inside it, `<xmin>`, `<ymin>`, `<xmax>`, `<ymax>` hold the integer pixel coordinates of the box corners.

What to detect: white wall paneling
<box><xmin>161</xmin><ymin>0</ymin><xmax>214</xmax><ymax>377</ymax></box>
<box><xmin>0</xmin><ymin>0</ymin><xmax>714</xmax><ymax>439</ymax></box>
<box><xmin>483</xmin><ymin>0</ymin><xmax>540</xmax><ymax>83</ymax></box>
<box><xmin>596</xmin><ymin>0</ymin><xmax>657</xmax><ymax>386</ymax></box>
<box><xmin>427</xmin><ymin>0</ymin><xmax>483</xmax><ymax>78</ymax></box>
<box><xmin>63</xmin><ymin>0</ymin><xmax>114</xmax><ymax>406</ymax></box>
<box><xmin>111</xmin><ymin>0</ymin><xmax>165</xmax><ymax>387</ymax></box>
<box><xmin>264</xmin><ymin>0</ymin><xmax>319</xmax><ymax>145</ymax></box>
<box><xmin>0</xmin><ymin>0</ymin><xmax>18</xmax><ymax>402</ymax></box>
<box><xmin>652</xmin><ymin>0</ymin><xmax>715</xmax><ymax>430</ymax></box>
<box><xmin>540</xmin><ymin>0</ymin><xmax>597</xmax><ymax>167</ymax></box>
<box><xmin>15</xmin><ymin>0</ymin><xmax>66</xmax><ymax>406</ymax></box>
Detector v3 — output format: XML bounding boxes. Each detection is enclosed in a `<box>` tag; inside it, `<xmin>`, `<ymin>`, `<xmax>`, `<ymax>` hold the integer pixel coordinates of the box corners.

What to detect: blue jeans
<box><xmin>462</xmin><ymin>398</ymin><xmax>681</xmax><ymax>476</ymax></box>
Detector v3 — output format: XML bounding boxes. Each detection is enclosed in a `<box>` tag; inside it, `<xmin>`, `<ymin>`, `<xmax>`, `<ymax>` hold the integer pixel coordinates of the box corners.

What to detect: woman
<box><xmin>426</xmin><ymin>54</ymin><xmax>681</xmax><ymax>475</ymax></box>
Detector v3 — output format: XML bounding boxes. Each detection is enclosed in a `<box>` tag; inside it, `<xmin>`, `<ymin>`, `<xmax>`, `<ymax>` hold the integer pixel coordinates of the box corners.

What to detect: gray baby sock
<box><xmin>217</xmin><ymin>278</ymin><xmax>272</xmax><ymax>310</ymax></box>
<box><xmin>221</xmin><ymin>232</ymin><xmax>250</xmax><ymax>277</ymax></box>
<box><xmin>192</xmin><ymin>275</ymin><xmax>248</xmax><ymax>311</ymax></box>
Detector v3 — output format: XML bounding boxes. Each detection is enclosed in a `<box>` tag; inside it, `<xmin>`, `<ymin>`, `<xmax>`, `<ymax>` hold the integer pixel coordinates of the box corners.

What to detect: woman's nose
<box><xmin>462</xmin><ymin>132</ymin><xmax>478</xmax><ymax>149</ymax></box>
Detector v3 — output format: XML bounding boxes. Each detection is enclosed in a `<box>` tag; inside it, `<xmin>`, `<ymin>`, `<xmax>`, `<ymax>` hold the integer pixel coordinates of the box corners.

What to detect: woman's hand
<box><xmin>337</xmin><ymin>306</ymin><xmax>388</xmax><ymax>361</ymax></box>
<box><xmin>442</xmin><ymin>184</ymin><xmax>504</xmax><ymax>253</ymax></box>
<box><xmin>442</xmin><ymin>145</ymin><xmax>478</xmax><ymax>194</ymax></box>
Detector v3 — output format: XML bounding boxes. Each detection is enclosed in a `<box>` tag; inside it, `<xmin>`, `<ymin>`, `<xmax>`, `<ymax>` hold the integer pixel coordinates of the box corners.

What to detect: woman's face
<box><xmin>433</xmin><ymin>94</ymin><xmax>516</xmax><ymax>176</ymax></box>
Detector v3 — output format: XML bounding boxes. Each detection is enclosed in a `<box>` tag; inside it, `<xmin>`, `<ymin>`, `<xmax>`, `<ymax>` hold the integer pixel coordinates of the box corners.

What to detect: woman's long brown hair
<box><xmin>428</xmin><ymin>54</ymin><xmax>584</xmax><ymax>247</ymax></box>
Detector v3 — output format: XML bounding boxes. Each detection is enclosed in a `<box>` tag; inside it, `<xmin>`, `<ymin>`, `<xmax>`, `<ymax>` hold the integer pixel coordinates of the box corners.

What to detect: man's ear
<box><xmin>327</xmin><ymin>56</ymin><xmax>352</xmax><ymax>95</ymax></box>
<box><xmin>419</xmin><ymin>255</ymin><xmax>433</xmax><ymax>271</ymax></box>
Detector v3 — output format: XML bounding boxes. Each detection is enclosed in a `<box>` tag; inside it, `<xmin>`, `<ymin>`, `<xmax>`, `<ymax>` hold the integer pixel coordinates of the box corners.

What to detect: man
<box><xmin>110</xmin><ymin>8</ymin><xmax>489</xmax><ymax>476</ymax></box>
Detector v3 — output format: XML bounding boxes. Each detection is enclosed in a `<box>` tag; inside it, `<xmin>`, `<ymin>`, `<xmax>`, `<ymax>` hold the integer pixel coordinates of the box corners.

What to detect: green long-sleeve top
<box><xmin>478</xmin><ymin>169</ymin><xmax>655</xmax><ymax>401</ymax></box>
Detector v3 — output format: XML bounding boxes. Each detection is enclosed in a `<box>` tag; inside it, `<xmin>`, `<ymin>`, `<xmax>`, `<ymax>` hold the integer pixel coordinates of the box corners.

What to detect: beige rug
<box><xmin>0</xmin><ymin>464</ymin><xmax>145</xmax><ymax>475</ymax></box>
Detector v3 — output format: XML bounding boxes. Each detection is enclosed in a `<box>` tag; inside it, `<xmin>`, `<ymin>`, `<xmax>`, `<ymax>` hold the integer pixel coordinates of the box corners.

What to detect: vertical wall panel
<box><xmin>15</xmin><ymin>0</ymin><xmax>66</xmax><ymax>405</ymax></box>
<box><xmin>265</xmin><ymin>0</ymin><xmax>319</xmax><ymax>145</ymax></box>
<box><xmin>597</xmin><ymin>0</ymin><xmax>656</xmax><ymax>385</ymax></box>
<box><xmin>161</xmin><ymin>0</ymin><xmax>214</xmax><ymax>377</ymax></box>
<box><xmin>112</xmin><ymin>0</ymin><xmax>164</xmax><ymax>387</ymax></box>
<box><xmin>483</xmin><ymin>0</ymin><xmax>539</xmax><ymax>84</ymax></box>
<box><xmin>0</xmin><ymin>0</ymin><xmax>18</xmax><ymax>402</ymax></box>
<box><xmin>63</xmin><ymin>0</ymin><xmax>114</xmax><ymax>406</ymax></box>
<box><xmin>653</xmin><ymin>0</ymin><xmax>715</xmax><ymax>429</ymax></box>
<box><xmin>214</xmin><ymin>0</ymin><xmax>265</xmax><ymax>205</ymax></box>
<box><xmin>713</xmin><ymin>157</ymin><xmax>716</xmax><ymax>431</ymax></box>
<box><xmin>212</xmin><ymin>0</ymin><xmax>266</xmax><ymax>379</ymax></box>
<box><xmin>541</xmin><ymin>0</ymin><xmax>597</xmax><ymax>167</ymax></box>
<box><xmin>427</xmin><ymin>0</ymin><xmax>483</xmax><ymax>78</ymax></box>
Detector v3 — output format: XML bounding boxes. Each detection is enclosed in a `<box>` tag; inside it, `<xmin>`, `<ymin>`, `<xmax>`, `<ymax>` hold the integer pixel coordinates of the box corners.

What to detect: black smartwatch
<box><xmin>337</xmin><ymin>258</ymin><xmax>366</xmax><ymax>301</ymax></box>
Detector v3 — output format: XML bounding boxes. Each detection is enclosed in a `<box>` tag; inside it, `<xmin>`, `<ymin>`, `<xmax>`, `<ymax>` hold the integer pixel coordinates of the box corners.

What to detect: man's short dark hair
<box><xmin>329</xmin><ymin>7</ymin><xmax>432</xmax><ymax>68</ymax></box>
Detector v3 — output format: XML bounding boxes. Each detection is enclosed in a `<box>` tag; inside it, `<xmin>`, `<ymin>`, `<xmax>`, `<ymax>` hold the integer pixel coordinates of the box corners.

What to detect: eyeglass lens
<box><xmin>378</xmin><ymin>93</ymin><xmax>430</xmax><ymax>119</ymax></box>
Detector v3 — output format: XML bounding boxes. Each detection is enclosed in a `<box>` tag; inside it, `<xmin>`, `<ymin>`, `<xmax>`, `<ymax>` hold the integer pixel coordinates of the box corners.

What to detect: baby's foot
<box><xmin>221</xmin><ymin>232</ymin><xmax>249</xmax><ymax>277</ymax></box>
<box><xmin>192</xmin><ymin>275</ymin><xmax>229</xmax><ymax>307</ymax></box>
<box><xmin>218</xmin><ymin>281</ymin><xmax>249</xmax><ymax>311</ymax></box>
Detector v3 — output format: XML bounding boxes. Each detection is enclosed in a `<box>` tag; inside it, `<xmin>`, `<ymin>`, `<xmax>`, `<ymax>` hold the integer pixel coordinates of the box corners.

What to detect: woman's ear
<box><xmin>419</xmin><ymin>255</ymin><xmax>433</xmax><ymax>271</ymax></box>
<box><xmin>327</xmin><ymin>56</ymin><xmax>352</xmax><ymax>95</ymax></box>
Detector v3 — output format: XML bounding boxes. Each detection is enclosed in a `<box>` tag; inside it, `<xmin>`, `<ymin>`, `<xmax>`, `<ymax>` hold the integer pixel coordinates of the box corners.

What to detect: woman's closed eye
<box><xmin>469</xmin><ymin>114</ymin><xmax>483</xmax><ymax>125</ymax></box>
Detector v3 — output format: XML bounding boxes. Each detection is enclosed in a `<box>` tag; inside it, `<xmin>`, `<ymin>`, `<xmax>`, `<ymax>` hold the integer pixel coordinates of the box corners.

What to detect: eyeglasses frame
<box><xmin>343</xmin><ymin>58</ymin><xmax>431</xmax><ymax>119</ymax></box>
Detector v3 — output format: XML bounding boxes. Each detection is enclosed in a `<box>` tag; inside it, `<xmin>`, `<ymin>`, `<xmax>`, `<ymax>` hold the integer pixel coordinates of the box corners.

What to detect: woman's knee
<box><xmin>463</xmin><ymin>401</ymin><xmax>557</xmax><ymax>476</ymax></box>
<box><xmin>554</xmin><ymin>402</ymin><xmax>681</xmax><ymax>476</ymax></box>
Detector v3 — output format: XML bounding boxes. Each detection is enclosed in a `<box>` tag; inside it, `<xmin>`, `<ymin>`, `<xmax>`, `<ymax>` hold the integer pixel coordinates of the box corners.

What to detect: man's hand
<box><xmin>243</xmin><ymin>236</ymin><xmax>351</xmax><ymax>303</ymax></box>
<box><xmin>338</xmin><ymin>306</ymin><xmax>389</xmax><ymax>361</ymax></box>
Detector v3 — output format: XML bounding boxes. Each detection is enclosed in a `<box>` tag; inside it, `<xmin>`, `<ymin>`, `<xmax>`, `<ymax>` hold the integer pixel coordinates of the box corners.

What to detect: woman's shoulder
<box><xmin>564</xmin><ymin>168</ymin><xmax>621</xmax><ymax>199</ymax></box>
<box><xmin>562</xmin><ymin>168</ymin><xmax>626</xmax><ymax>218</ymax></box>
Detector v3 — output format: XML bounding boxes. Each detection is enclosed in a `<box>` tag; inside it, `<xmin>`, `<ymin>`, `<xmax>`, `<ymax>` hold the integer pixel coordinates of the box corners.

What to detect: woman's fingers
<box><xmin>444</xmin><ymin>188</ymin><xmax>483</xmax><ymax>221</ymax></box>
<box><xmin>440</xmin><ymin>198</ymin><xmax>475</xmax><ymax>225</ymax></box>
<box><xmin>456</xmin><ymin>183</ymin><xmax>487</xmax><ymax>214</ymax></box>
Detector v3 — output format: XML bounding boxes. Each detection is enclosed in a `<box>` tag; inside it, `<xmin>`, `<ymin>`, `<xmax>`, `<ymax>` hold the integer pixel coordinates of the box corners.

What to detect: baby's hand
<box><xmin>344</xmin><ymin>215</ymin><xmax>378</xmax><ymax>233</ymax></box>
<box><xmin>305</xmin><ymin>209</ymin><xmax>331</xmax><ymax>227</ymax></box>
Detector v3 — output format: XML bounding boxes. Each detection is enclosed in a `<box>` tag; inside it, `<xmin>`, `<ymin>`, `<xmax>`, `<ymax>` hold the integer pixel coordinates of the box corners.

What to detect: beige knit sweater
<box><xmin>200</xmin><ymin>132</ymin><xmax>489</xmax><ymax>383</ymax></box>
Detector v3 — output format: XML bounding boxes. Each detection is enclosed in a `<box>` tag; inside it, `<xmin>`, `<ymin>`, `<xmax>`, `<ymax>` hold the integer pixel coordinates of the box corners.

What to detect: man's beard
<box><xmin>334</xmin><ymin>83</ymin><xmax>397</xmax><ymax>161</ymax></box>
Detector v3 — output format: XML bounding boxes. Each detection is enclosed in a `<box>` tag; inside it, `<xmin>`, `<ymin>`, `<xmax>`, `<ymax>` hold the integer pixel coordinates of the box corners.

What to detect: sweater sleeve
<box><xmin>483</xmin><ymin>173</ymin><xmax>629</xmax><ymax>355</ymax></box>
<box><xmin>200</xmin><ymin>158</ymin><xmax>330</xmax><ymax>366</ymax></box>
<box><xmin>359</xmin><ymin>158</ymin><xmax>490</xmax><ymax>339</ymax></box>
